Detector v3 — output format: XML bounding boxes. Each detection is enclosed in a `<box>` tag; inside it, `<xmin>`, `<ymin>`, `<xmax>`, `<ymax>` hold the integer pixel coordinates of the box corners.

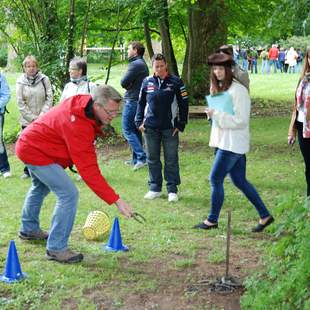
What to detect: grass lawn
<box><xmin>0</xmin><ymin>67</ymin><xmax>306</xmax><ymax>309</ymax></box>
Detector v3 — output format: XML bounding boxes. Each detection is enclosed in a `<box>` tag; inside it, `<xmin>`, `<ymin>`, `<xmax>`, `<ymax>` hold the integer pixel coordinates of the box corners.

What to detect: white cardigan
<box><xmin>209</xmin><ymin>81</ymin><xmax>250</xmax><ymax>154</ymax></box>
<box><xmin>60</xmin><ymin>80</ymin><xmax>97</xmax><ymax>102</ymax></box>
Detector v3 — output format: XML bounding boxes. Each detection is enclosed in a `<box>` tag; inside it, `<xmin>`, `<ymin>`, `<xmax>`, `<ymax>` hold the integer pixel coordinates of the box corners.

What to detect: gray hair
<box><xmin>23</xmin><ymin>55</ymin><xmax>39</xmax><ymax>68</ymax></box>
<box><xmin>69</xmin><ymin>56</ymin><xmax>87</xmax><ymax>75</ymax></box>
<box><xmin>92</xmin><ymin>85</ymin><xmax>122</xmax><ymax>106</ymax></box>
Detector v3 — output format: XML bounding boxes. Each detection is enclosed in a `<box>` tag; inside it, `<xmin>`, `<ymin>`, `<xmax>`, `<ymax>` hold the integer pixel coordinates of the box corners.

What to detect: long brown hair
<box><xmin>210</xmin><ymin>66</ymin><xmax>233</xmax><ymax>95</ymax></box>
<box><xmin>300</xmin><ymin>48</ymin><xmax>310</xmax><ymax>78</ymax></box>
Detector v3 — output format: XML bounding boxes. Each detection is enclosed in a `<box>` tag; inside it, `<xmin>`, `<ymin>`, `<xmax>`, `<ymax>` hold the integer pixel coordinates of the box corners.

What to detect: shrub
<box><xmin>241</xmin><ymin>197</ymin><xmax>310</xmax><ymax>309</ymax></box>
<box><xmin>0</xmin><ymin>47</ymin><xmax>8</xmax><ymax>67</ymax></box>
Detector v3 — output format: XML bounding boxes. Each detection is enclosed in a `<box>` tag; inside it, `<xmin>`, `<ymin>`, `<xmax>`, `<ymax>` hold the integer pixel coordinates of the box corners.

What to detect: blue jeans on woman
<box><xmin>208</xmin><ymin>149</ymin><xmax>270</xmax><ymax>223</ymax></box>
<box><xmin>0</xmin><ymin>113</ymin><xmax>10</xmax><ymax>173</ymax></box>
<box><xmin>144</xmin><ymin>128</ymin><xmax>180</xmax><ymax>193</ymax></box>
<box><xmin>122</xmin><ymin>101</ymin><xmax>146</xmax><ymax>164</ymax></box>
<box><xmin>20</xmin><ymin>163</ymin><xmax>79</xmax><ymax>252</ymax></box>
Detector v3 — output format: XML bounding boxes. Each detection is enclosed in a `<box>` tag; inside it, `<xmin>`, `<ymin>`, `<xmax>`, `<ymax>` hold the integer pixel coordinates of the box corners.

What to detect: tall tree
<box><xmin>184</xmin><ymin>0</ymin><xmax>228</xmax><ymax>101</ymax></box>
<box><xmin>157</xmin><ymin>0</ymin><xmax>179</xmax><ymax>76</ymax></box>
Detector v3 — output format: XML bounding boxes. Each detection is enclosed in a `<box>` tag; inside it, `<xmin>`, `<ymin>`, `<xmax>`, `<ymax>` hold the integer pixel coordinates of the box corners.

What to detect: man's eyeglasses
<box><xmin>102</xmin><ymin>106</ymin><xmax>118</xmax><ymax>117</ymax></box>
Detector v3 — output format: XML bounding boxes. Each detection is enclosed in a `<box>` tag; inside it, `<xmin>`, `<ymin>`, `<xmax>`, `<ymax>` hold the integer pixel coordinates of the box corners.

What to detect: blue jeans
<box><xmin>261</xmin><ymin>60</ymin><xmax>268</xmax><ymax>74</ymax></box>
<box><xmin>208</xmin><ymin>149</ymin><xmax>270</xmax><ymax>223</ymax></box>
<box><xmin>242</xmin><ymin>59</ymin><xmax>248</xmax><ymax>71</ymax></box>
<box><xmin>122</xmin><ymin>101</ymin><xmax>146</xmax><ymax>164</ymax></box>
<box><xmin>267</xmin><ymin>59</ymin><xmax>277</xmax><ymax>73</ymax></box>
<box><xmin>20</xmin><ymin>164</ymin><xmax>79</xmax><ymax>252</ymax></box>
<box><xmin>144</xmin><ymin>128</ymin><xmax>180</xmax><ymax>193</ymax></box>
<box><xmin>251</xmin><ymin>59</ymin><xmax>258</xmax><ymax>74</ymax></box>
<box><xmin>0</xmin><ymin>113</ymin><xmax>10</xmax><ymax>173</ymax></box>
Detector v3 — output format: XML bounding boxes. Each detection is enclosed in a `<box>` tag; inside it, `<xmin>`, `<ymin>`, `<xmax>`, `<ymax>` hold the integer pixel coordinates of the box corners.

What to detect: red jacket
<box><xmin>15</xmin><ymin>95</ymin><xmax>119</xmax><ymax>205</ymax></box>
<box><xmin>268</xmin><ymin>47</ymin><xmax>279</xmax><ymax>60</ymax></box>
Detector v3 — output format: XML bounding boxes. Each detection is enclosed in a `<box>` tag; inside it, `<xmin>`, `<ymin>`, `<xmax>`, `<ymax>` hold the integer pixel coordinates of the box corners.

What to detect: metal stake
<box><xmin>225</xmin><ymin>209</ymin><xmax>231</xmax><ymax>278</ymax></box>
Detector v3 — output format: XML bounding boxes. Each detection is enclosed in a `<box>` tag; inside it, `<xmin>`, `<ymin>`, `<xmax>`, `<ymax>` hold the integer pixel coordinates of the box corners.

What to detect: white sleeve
<box><xmin>212</xmin><ymin>84</ymin><xmax>250</xmax><ymax>129</ymax></box>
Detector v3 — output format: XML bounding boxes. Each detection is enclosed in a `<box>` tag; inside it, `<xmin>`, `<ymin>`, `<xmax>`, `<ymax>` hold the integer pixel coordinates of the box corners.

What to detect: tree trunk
<box><xmin>187</xmin><ymin>0</ymin><xmax>227</xmax><ymax>103</ymax></box>
<box><xmin>143</xmin><ymin>20</ymin><xmax>154</xmax><ymax>59</ymax></box>
<box><xmin>158</xmin><ymin>0</ymin><xmax>179</xmax><ymax>76</ymax></box>
<box><xmin>65</xmin><ymin>0</ymin><xmax>76</xmax><ymax>83</ymax></box>
<box><xmin>80</xmin><ymin>0</ymin><xmax>92</xmax><ymax>56</ymax></box>
<box><xmin>181</xmin><ymin>41</ymin><xmax>189</xmax><ymax>85</ymax></box>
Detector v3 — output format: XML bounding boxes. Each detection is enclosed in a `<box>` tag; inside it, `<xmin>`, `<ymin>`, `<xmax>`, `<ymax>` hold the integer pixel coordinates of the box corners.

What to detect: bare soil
<box><xmin>81</xmin><ymin>239</ymin><xmax>262</xmax><ymax>310</ymax></box>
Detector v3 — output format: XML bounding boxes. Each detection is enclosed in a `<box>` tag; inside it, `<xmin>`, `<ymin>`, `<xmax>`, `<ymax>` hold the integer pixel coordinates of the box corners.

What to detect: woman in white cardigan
<box><xmin>60</xmin><ymin>56</ymin><xmax>96</xmax><ymax>102</ymax></box>
<box><xmin>16</xmin><ymin>55</ymin><xmax>53</xmax><ymax>178</ymax></box>
<box><xmin>194</xmin><ymin>53</ymin><xmax>274</xmax><ymax>232</ymax></box>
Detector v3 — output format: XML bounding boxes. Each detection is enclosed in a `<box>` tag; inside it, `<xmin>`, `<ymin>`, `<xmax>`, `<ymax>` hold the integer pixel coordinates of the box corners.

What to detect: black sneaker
<box><xmin>46</xmin><ymin>249</ymin><xmax>83</xmax><ymax>264</ymax></box>
<box><xmin>19</xmin><ymin>230</ymin><xmax>49</xmax><ymax>240</ymax></box>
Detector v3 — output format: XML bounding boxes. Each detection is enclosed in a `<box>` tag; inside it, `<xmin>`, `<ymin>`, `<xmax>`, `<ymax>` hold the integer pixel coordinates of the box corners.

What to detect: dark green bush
<box><xmin>0</xmin><ymin>48</ymin><xmax>8</xmax><ymax>67</ymax></box>
<box><xmin>241</xmin><ymin>197</ymin><xmax>310</xmax><ymax>309</ymax></box>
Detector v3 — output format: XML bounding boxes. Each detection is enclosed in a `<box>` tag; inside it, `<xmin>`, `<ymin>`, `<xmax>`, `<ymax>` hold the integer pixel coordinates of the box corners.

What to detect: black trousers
<box><xmin>297</xmin><ymin>121</ymin><xmax>310</xmax><ymax>196</ymax></box>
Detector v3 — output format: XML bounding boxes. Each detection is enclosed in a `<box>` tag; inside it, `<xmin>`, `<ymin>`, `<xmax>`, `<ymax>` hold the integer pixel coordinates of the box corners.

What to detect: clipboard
<box><xmin>205</xmin><ymin>91</ymin><xmax>234</xmax><ymax>115</ymax></box>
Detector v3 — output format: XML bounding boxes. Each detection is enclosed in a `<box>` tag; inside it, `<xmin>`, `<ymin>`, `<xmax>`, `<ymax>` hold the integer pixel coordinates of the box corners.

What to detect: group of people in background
<box><xmin>235</xmin><ymin>44</ymin><xmax>304</xmax><ymax>74</ymax></box>
<box><xmin>0</xmin><ymin>42</ymin><xmax>309</xmax><ymax>264</ymax></box>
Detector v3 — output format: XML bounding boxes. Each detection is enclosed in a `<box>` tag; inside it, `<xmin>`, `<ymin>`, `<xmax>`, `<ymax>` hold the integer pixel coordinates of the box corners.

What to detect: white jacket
<box><xmin>209</xmin><ymin>81</ymin><xmax>250</xmax><ymax>154</ymax></box>
<box><xmin>60</xmin><ymin>80</ymin><xmax>97</xmax><ymax>102</ymax></box>
<box><xmin>16</xmin><ymin>72</ymin><xmax>53</xmax><ymax>127</ymax></box>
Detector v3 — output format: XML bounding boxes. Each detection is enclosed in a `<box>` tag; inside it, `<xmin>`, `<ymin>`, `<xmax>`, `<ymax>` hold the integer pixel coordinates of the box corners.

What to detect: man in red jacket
<box><xmin>267</xmin><ymin>44</ymin><xmax>279</xmax><ymax>74</ymax></box>
<box><xmin>16</xmin><ymin>85</ymin><xmax>133</xmax><ymax>263</ymax></box>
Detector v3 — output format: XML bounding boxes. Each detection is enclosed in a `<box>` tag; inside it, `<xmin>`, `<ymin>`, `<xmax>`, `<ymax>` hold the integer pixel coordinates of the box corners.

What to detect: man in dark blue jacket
<box><xmin>135</xmin><ymin>53</ymin><xmax>189</xmax><ymax>202</ymax></box>
<box><xmin>121</xmin><ymin>41</ymin><xmax>149</xmax><ymax>171</ymax></box>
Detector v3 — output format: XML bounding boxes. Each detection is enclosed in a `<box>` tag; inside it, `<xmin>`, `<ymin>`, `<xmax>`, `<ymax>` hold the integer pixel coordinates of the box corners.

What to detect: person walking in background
<box><xmin>135</xmin><ymin>53</ymin><xmax>189</xmax><ymax>203</ymax></box>
<box><xmin>267</xmin><ymin>44</ymin><xmax>279</xmax><ymax>74</ymax></box>
<box><xmin>296</xmin><ymin>49</ymin><xmax>304</xmax><ymax>73</ymax></box>
<box><xmin>60</xmin><ymin>56</ymin><xmax>97</xmax><ymax>102</ymax></box>
<box><xmin>286</xmin><ymin>47</ymin><xmax>298</xmax><ymax>74</ymax></box>
<box><xmin>0</xmin><ymin>72</ymin><xmax>11</xmax><ymax>178</ymax></box>
<box><xmin>240</xmin><ymin>48</ymin><xmax>248</xmax><ymax>72</ymax></box>
<box><xmin>16</xmin><ymin>55</ymin><xmax>53</xmax><ymax>179</ymax></box>
<box><xmin>278</xmin><ymin>48</ymin><xmax>286</xmax><ymax>73</ymax></box>
<box><xmin>250</xmin><ymin>47</ymin><xmax>258</xmax><ymax>74</ymax></box>
<box><xmin>120</xmin><ymin>41</ymin><xmax>149</xmax><ymax>171</ymax></box>
<box><xmin>16</xmin><ymin>85</ymin><xmax>134</xmax><ymax>263</ymax></box>
<box><xmin>194</xmin><ymin>53</ymin><xmax>274</xmax><ymax>232</ymax></box>
<box><xmin>260</xmin><ymin>48</ymin><xmax>268</xmax><ymax>74</ymax></box>
<box><xmin>288</xmin><ymin>48</ymin><xmax>310</xmax><ymax>197</ymax></box>
<box><xmin>217</xmin><ymin>45</ymin><xmax>249</xmax><ymax>91</ymax></box>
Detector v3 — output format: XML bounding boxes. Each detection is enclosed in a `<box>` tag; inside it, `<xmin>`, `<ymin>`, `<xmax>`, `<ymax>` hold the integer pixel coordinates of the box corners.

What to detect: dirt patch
<box><xmin>83</xmin><ymin>239</ymin><xmax>262</xmax><ymax>310</ymax></box>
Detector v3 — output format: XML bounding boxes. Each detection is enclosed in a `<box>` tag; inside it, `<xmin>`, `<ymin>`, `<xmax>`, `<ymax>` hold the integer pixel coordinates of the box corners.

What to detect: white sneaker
<box><xmin>168</xmin><ymin>193</ymin><xmax>178</xmax><ymax>202</ymax></box>
<box><xmin>144</xmin><ymin>191</ymin><xmax>162</xmax><ymax>200</ymax></box>
<box><xmin>3</xmin><ymin>171</ymin><xmax>11</xmax><ymax>178</ymax></box>
<box><xmin>133</xmin><ymin>162</ymin><xmax>147</xmax><ymax>171</ymax></box>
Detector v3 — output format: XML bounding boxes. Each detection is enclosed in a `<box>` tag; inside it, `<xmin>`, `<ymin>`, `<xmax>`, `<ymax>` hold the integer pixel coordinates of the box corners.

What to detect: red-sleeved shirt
<box><xmin>15</xmin><ymin>94</ymin><xmax>119</xmax><ymax>205</ymax></box>
<box><xmin>268</xmin><ymin>47</ymin><xmax>279</xmax><ymax>60</ymax></box>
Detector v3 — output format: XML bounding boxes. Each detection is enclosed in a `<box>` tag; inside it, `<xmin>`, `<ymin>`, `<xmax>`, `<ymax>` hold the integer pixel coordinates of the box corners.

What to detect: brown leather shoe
<box><xmin>46</xmin><ymin>249</ymin><xmax>83</xmax><ymax>264</ymax></box>
<box><xmin>19</xmin><ymin>230</ymin><xmax>49</xmax><ymax>240</ymax></box>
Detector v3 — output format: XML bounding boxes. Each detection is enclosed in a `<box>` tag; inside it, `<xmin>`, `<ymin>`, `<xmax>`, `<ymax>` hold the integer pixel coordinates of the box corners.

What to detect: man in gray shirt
<box><xmin>121</xmin><ymin>41</ymin><xmax>149</xmax><ymax>170</ymax></box>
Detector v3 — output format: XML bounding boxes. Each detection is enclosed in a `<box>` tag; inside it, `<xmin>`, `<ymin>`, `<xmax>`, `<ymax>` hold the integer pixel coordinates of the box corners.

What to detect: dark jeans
<box><xmin>208</xmin><ymin>149</ymin><xmax>270</xmax><ymax>223</ymax></box>
<box><xmin>144</xmin><ymin>128</ymin><xmax>180</xmax><ymax>193</ymax></box>
<box><xmin>122</xmin><ymin>101</ymin><xmax>146</xmax><ymax>164</ymax></box>
<box><xmin>0</xmin><ymin>113</ymin><xmax>10</xmax><ymax>173</ymax></box>
<box><xmin>297</xmin><ymin>121</ymin><xmax>310</xmax><ymax>196</ymax></box>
